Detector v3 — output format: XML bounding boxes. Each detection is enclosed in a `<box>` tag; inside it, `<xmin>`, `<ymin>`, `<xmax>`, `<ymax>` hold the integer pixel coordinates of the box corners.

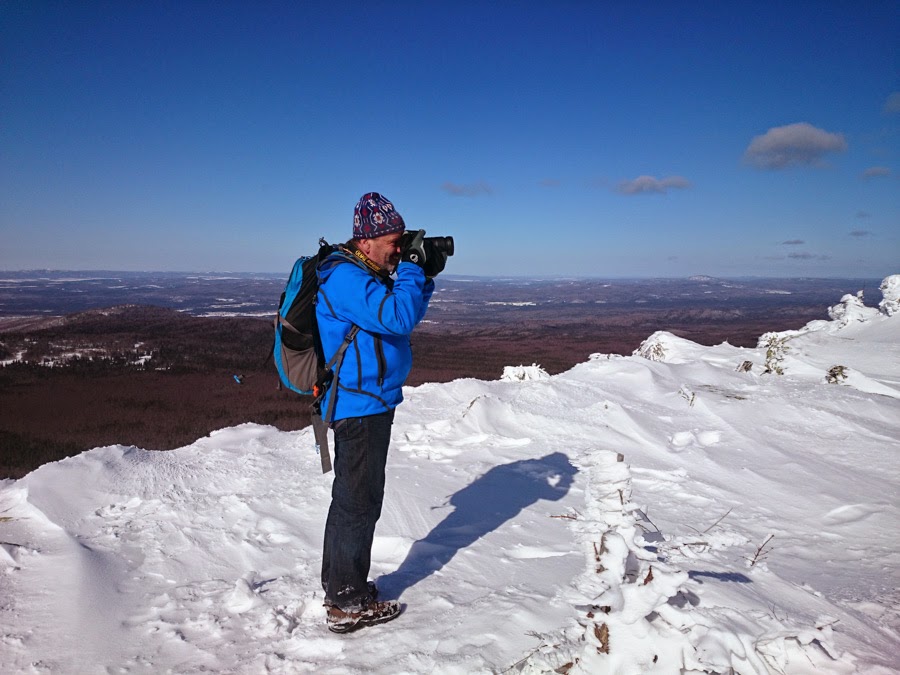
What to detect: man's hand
<box><xmin>401</xmin><ymin>230</ymin><xmax>426</xmax><ymax>268</ymax></box>
<box><xmin>422</xmin><ymin>241</ymin><xmax>447</xmax><ymax>278</ymax></box>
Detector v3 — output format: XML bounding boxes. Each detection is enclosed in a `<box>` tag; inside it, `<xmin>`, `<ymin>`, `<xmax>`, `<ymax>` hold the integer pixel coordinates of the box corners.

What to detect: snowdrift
<box><xmin>1</xmin><ymin>276</ymin><xmax>898</xmax><ymax>674</ymax></box>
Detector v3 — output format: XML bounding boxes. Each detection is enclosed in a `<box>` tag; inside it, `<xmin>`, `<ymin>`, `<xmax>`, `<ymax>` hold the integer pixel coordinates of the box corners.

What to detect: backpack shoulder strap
<box><xmin>321</xmin><ymin>324</ymin><xmax>359</xmax><ymax>426</ymax></box>
<box><xmin>311</xmin><ymin>323</ymin><xmax>360</xmax><ymax>474</ymax></box>
<box><xmin>311</xmin><ymin>412</ymin><xmax>332</xmax><ymax>473</ymax></box>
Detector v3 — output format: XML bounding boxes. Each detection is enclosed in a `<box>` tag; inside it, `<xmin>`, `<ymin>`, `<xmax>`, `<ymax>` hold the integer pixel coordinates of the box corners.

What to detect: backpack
<box><xmin>271</xmin><ymin>239</ymin><xmax>359</xmax><ymax>473</ymax></box>
<box><xmin>272</xmin><ymin>239</ymin><xmax>333</xmax><ymax>396</ymax></box>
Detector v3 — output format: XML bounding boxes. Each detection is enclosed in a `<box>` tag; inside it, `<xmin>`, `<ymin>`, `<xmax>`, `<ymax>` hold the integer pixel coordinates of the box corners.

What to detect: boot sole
<box><xmin>327</xmin><ymin>605</ymin><xmax>402</xmax><ymax>634</ymax></box>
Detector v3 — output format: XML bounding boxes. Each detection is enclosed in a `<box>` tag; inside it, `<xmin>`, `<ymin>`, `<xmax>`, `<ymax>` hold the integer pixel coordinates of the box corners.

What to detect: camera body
<box><xmin>399</xmin><ymin>230</ymin><xmax>455</xmax><ymax>258</ymax></box>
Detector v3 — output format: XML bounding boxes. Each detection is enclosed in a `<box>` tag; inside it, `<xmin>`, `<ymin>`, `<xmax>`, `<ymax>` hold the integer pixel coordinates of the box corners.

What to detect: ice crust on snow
<box><xmin>1</xmin><ymin>277</ymin><xmax>899</xmax><ymax>673</ymax></box>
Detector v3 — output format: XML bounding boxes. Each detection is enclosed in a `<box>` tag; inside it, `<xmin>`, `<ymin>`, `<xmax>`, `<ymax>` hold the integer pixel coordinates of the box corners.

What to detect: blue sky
<box><xmin>1</xmin><ymin>1</ymin><xmax>897</xmax><ymax>277</ymax></box>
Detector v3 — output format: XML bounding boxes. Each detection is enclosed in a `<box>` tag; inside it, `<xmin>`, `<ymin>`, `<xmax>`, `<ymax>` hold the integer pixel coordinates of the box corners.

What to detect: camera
<box><xmin>399</xmin><ymin>230</ymin><xmax>455</xmax><ymax>257</ymax></box>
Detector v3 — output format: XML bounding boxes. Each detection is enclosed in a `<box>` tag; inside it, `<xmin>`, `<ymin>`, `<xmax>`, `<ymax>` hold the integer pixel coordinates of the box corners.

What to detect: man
<box><xmin>316</xmin><ymin>192</ymin><xmax>447</xmax><ymax>633</ymax></box>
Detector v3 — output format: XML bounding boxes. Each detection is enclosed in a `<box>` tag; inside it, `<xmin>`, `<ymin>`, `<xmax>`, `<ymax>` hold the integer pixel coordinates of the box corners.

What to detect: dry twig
<box><xmin>746</xmin><ymin>534</ymin><xmax>775</xmax><ymax>567</ymax></box>
<box><xmin>703</xmin><ymin>507</ymin><xmax>733</xmax><ymax>533</ymax></box>
<box><xmin>637</xmin><ymin>509</ymin><xmax>661</xmax><ymax>534</ymax></box>
<box><xmin>550</xmin><ymin>509</ymin><xmax>581</xmax><ymax>521</ymax></box>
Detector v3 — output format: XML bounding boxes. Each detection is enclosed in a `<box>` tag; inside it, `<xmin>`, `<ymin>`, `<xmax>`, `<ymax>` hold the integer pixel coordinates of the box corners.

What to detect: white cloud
<box><xmin>743</xmin><ymin>122</ymin><xmax>847</xmax><ymax>169</ymax></box>
<box><xmin>441</xmin><ymin>181</ymin><xmax>493</xmax><ymax>197</ymax></box>
<box><xmin>862</xmin><ymin>166</ymin><xmax>891</xmax><ymax>179</ymax></box>
<box><xmin>788</xmin><ymin>251</ymin><xmax>831</xmax><ymax>261</ymax></box>
<box><xmin>616</xmin><ymin>175</ymin><xmax>691</xmax><ymax>195</ymax></box>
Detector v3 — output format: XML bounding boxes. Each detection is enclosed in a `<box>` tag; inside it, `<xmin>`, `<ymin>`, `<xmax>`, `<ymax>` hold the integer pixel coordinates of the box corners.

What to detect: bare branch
<box><xmin>746</xmin><ymin>534</ymin><xmax>775</xmax><ymax>567</ymax></box>
<box><xmin>703</xmin><ymin>507</ymin><xmax>733</xmax><ymax>534</ymax></box>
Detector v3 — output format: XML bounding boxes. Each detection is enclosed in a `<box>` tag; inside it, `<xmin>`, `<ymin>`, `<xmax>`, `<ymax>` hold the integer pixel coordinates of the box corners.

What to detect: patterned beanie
<box><xmin>353</xmin><ymin>192</ymin><xmax>406</xmax><ymax>239</ymax></box>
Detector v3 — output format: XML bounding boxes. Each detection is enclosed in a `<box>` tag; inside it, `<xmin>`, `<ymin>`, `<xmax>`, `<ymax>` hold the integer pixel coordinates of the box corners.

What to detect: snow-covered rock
<box><xmin>879</xmin><ymin>274</ymin><xmax>900</xmax><ymax>316</ymax></box>
<box><xmin>633</xmin><ymin>330</ymin><xmax>704</xmax><ymax>364</ymax></box>
<box><xmin>634</xmin><ymin>331</ymin><xmax>669</xmax><ymax>362</ymax></box>
<box><xmin>828</xmin><ymin>290</ymin><xmax>879</xmax><ymax>325</ymax></box>
<box><xmin>500</xmin><ymin>363</ymin><xmax>550</xmax><ymax>381</ymax></box>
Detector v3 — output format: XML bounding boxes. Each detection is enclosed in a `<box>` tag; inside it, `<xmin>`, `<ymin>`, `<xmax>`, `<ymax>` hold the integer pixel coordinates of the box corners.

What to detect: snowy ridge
<box><xmin>518</xmin><ymin>451</ymin><xmax>851</xmax><ymax>674</ymax></box>
<box><xmin>1</xmin><ymin>277</ymin><xmax>899</xmax><ymax>673</ymax></box>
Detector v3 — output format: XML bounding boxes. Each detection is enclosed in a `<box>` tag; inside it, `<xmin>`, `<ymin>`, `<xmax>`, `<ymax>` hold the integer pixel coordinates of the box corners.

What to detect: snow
<box><xmin>879</xmin><ymin>275</ymin><xmax>900</xmax><ymax>316</ymax></box>
<box><xmin>1</xmin><ymin>279</ymin><xmax>899</xmax><ymax>673</ymax></box>
<box><xmin>0</xmin><ymin>350</ymin><xmax>26</xmax><ymax>365</ymax></box>
<box><xmin>197</xmin><ymin>311</ymin><xmax>275</xmax><ymax>318</ymax></box>
<box><xmin>501</xmin><ymin>364</ymin><xmax>551</xmax><ymax>382</ymax></box>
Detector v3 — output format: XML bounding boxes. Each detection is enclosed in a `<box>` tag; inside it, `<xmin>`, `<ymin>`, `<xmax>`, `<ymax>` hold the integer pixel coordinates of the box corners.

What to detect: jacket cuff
<box><xmin>397</xmin><ymin>261</ymin><xmax>426</xmax><ymax>277</ymax></box>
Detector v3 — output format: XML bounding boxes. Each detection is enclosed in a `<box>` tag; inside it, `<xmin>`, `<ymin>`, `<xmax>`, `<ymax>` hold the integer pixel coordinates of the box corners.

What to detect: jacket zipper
<box><xmin>374</xmin><ymin>335</ymin><xmax>386</xmax><ymax>387</ymax></box>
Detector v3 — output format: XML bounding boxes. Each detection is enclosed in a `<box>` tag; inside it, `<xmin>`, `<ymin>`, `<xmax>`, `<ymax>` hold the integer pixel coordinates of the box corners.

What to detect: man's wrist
<box><xmin>397</xmin><ymin>260</ymin><xmax>425</xmax><ymax>273</ymax></box>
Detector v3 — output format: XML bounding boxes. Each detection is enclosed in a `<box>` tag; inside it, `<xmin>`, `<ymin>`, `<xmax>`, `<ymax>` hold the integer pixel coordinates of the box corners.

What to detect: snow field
<box><xmin>0</xmin><ymin>276</ymin><xmax>898</xmax><ymax>673</ymax></box>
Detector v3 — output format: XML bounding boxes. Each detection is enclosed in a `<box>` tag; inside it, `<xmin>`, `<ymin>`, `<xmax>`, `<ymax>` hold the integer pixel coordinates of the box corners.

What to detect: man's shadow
<box><xmin>379</xmin><ymin>451</ymin><xmax>577</xmax><ymax>599</ymax></box>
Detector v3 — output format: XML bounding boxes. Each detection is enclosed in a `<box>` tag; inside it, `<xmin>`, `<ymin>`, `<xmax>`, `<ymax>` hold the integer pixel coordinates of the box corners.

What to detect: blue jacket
<box><xmin>316</xmin><ymin>249</ymin><xmax>434</xmax><ymax>422</ymax></box>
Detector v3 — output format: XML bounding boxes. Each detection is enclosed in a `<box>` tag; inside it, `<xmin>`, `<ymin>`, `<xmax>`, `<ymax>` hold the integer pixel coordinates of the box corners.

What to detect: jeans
<box><xmin>322</xmin><ymin>409</ymin><xmax>395</xmax><ymax>611</ymax></box>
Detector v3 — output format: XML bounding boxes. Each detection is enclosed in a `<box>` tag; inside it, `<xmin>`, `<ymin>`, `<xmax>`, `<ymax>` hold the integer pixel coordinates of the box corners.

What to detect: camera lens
<box><xmin>427</xmin><ymin>236</ymin><xmax>454</xmax><ymax>257</ymax></box>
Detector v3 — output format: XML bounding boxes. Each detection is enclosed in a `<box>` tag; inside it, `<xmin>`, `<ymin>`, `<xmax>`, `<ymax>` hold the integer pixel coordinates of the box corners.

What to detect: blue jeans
<box><xmin>322</xmin><ymin>409</ymin><xmax>395</xmax><ymax>611</ymax></box>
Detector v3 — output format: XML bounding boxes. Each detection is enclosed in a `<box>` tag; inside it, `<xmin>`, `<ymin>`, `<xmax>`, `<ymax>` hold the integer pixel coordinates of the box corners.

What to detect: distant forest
<box><xmin>1</xmin><ymin>275</ymin><xmax>875</xmax><ymax>478</ymax></box>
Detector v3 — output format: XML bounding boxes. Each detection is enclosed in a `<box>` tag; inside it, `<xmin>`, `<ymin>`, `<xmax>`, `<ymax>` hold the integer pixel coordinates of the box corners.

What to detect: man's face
<box><xmin>360</xmin><ymin>232</ymin><xmax>403</xmax><ymax>272</ymax></box>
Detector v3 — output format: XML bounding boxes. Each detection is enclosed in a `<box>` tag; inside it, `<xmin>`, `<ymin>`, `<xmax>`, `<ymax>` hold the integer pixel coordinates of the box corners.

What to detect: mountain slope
<box><xmin>1</xmin><ymin>277</ymin><xmax>898</xmax><ymax>674</ymax></box>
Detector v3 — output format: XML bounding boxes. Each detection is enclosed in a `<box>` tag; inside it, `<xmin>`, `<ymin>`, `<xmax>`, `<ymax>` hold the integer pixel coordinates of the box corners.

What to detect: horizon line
<box><xmin>0</xmin><ymin>269</ymin><xmax>892</xmax><ymax>282</ymax></box>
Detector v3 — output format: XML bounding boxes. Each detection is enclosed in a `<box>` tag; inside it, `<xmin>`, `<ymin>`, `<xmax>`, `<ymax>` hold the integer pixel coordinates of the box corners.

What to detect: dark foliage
<box><xmin>0</xmin><ymin>430</ymin><xmax>83</xmax><ymax>480</ymax></box>
<box><xmin>0</xmin><ymin>299</ymin><xmax>832</xmax><ymax>478</ymax></box>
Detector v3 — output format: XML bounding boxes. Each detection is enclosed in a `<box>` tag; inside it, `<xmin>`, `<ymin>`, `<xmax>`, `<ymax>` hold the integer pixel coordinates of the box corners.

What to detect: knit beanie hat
<box><xmin>353</xmin><ymin>192</ymin><xmax>406</xmax><ymax>239</ymax></box>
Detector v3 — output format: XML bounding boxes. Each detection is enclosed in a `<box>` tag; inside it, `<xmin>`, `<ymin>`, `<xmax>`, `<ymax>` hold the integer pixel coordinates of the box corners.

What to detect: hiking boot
<box><xmin>326</xmin><ymin>599</ymin><xmax>402</xmax><ymax>634</ymax></box>
<box><xmin>323</xmin><ymin>580</ymin><xmax>379</xmax><ymax>606</ymax></box>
